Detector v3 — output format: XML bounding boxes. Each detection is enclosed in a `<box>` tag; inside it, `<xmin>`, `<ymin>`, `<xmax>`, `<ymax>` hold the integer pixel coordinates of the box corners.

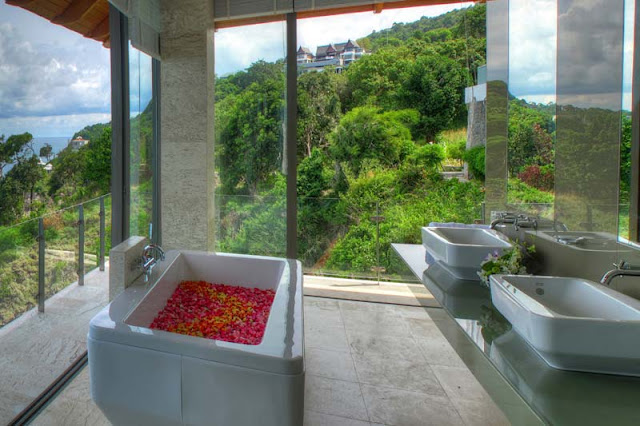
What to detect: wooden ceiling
<box><xmin>5</xmin><ymin>0</ymin><xmax>110</xmax><ymax>47</ymax></box>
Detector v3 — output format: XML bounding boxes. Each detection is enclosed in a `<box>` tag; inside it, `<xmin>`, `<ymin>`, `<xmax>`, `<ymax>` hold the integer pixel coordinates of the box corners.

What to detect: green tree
<box><xmin>39</xmin><ymin>143</ymin><xmax>53</xmax><ymax>162</ymax></box>
<box><xmin>328</xmin><ymin>107</ymin><xmax>415</xmax><ymax>176</ymax></box>
<box><xmin>48</xmin><ymin>147</ymin><xmax>86</xmax><ymax>198</ymax></box>
<box><xmin>73</xmin><ymin>122</ymin><xmax>110</xmax><ymax>143</ymax></box>
<box><xmin>399</xmin><ymin>54</ymin><xmax>470</xmax><ymax>140</ymax></box>
<box><xmin>344</xmin><ymin>47</ymin><xmax>411</xmax><ymax>111</ymax></box>
<box><xmin>83</xmin><ymin>128</ymin><xmax>112</xmax><ymax>194</ymax></box>
<box><xmin>0</xmin><ymin>177</ymin><xmax>24</xmax><ymax>225</ymax></box>
<box><xmin>218</xmin><ymin>76</ymin><xmax>285</xmax><ymax>195</ymax></box>
<box><xmin>297</xmin><ymin>71</ymin><xmax>342</xmax><ymax>158</ymax></box>
<box><xmin>0</xmin><ymin>132</ymin><xmax>33</xmax><ymax>178</ymax></box>
<box><xmin>7</xmin><ymin>155</ymin><xmax>44</xmax><ymax>209</ymax></box>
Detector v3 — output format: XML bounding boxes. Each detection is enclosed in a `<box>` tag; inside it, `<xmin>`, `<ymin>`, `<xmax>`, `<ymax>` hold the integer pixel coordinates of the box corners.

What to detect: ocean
<box><xmin>2</xmin><ymin>136</ymin><xmax>71</xmax><ymax>175</ymax></box>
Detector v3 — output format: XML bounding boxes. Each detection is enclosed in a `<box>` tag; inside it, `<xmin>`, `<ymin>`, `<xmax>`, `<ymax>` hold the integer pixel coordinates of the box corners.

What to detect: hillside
<box><xmin>358</xmin><ymin>4</ymin><xmax>485</xmax><ymax>51</ymax></box>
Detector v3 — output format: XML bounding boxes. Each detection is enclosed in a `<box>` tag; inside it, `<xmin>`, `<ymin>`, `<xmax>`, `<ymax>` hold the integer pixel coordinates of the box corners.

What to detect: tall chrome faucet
<box><xmin>490</xmin><ymin>212</ymin><xmax>518</xmax><ymax>230</ymax></box>
<box><xmin>600</xmin><ymin>260</ymin><xmax>640</xmax><ymax>286</ymax></box>
<box><xmin>141</xmin><ymin>243</ymin><xmax>165</xmax><ymax>283</ymax></box>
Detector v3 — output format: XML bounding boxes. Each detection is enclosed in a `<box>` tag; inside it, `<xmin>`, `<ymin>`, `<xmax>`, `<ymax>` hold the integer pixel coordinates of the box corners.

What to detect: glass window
<box><xmin>214</xmin><ymin>21</ymin><xmax>287</xmax><ymax>257</ymax></box>
<box><xmin>128</xmin><ymin>44</ymin><xmax>154</xmax><ymax>238</ymax></box>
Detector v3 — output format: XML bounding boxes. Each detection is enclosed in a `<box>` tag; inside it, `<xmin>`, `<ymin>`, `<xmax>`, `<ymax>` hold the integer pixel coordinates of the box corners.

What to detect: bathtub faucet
<box><xmin>141</xmin><ymin>243</ymin><xmax>165</xmax><ymax>283</ymax></box>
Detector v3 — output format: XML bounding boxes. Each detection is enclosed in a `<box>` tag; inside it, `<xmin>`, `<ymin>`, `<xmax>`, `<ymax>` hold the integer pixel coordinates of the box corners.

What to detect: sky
<box><xmin>508</xmin><ymin>0</ymin><xmax>634</xmax><ymax>109</ymax></box>
<box><xmin>215</xmin><ymin>3</ymin><xmax>475</xmax><ymax>76</ymax></box>
<box><xmin>0</xmin><ymin>2</ymin><xmax>111</xmax><ymax>138</ymax></box>
<box><xmin>0</xmin><ymin>1</ymin><xmax>635</xmax><ymax>139</ymax></box>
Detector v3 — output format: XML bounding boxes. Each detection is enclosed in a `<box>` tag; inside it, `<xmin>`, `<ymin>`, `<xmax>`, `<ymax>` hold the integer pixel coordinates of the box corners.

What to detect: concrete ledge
<box><xmin>109</xmin><ymin>236</ymin><xmax>148</xmax><ymax>300</ymax></box>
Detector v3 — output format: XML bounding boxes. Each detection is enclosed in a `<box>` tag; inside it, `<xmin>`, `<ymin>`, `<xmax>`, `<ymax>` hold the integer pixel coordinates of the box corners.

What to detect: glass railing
<box><xmin>215</xmin><ymin>193</ymin><xmax>286</xmax><ymax>258</ymax></box>
<box><xmin>0</xmin><ymin>194</ymin><xmax>111</xmax><ymax>424</ymax></box>
<box><xmin>216</xmin><ymin>193</ymin><xmax>486</xmax><ymax>283</ymax></box>
<box><xmin>0</xmin><ymin>194</ymin><xmax>111</xmax><ymax>327</ymax></box>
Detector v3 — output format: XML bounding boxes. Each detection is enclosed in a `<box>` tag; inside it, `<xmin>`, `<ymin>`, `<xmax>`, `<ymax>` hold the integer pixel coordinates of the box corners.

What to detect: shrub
<box><xmin>508</xmin><ymin>178</ymin><xmax>554</xmax><ymax>204</ymax></box>
<box><xmin>463</xmin><ymin>145</ymin><xmax>485</xmax><ymax>180</ymax></box>
<box><xmin>446</xmin><ymin>139</ymin><xmax>466</xmax><ymax>162</ymax></box>
<box><xmin>517</xmin><ymin>164</ymin><xmax>554</xmax><ymax>192</ymax></box>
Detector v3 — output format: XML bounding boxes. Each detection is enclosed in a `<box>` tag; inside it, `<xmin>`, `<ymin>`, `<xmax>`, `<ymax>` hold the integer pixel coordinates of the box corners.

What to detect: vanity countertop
<box><xmin>393</xmin><ymin>243</ymin><xmax>640</xmax><ymax>426</ymax></box>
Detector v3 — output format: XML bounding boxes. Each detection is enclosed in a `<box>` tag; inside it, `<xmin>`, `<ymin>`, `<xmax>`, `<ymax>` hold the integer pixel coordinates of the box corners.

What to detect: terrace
<box><xmin>1</xmin><ymin>0</ymin><xmax>640</xmax><ymax>425</ymax></box>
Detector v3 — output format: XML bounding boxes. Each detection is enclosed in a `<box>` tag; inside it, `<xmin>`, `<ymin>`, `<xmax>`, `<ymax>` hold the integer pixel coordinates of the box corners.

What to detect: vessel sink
<box><xmin>421</xmin><ymin>226</ymin><xmax>512</xmax><ymax>275</ymax></box>
<box><xmin>490</xmin><ymin>274</ymin><xmax>640</xmax><ymax>376</ymax></box>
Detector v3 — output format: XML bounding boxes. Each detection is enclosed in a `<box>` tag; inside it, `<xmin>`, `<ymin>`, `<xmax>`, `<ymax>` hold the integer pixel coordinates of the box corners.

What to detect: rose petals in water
<box><xmin>149</xmin><ymin>280</ymin><xmax>275</xmax><ymax>345</ymax></box>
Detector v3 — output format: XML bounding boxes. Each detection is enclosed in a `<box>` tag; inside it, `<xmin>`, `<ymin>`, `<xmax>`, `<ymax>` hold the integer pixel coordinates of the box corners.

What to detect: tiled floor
<box><xmin>0</xmin><ymin>267</ymin><xmax>109</xmax><ymax>424</ymax></box>
<box><xmin>32</xmin><ymin>296</ymin><xmax>509</xmax><ymax>426</ymax></box>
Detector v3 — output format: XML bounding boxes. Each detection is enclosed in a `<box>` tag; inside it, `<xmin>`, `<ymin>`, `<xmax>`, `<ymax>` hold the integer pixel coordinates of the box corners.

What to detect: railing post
<box><xmin>370</xmin><ymin>202</ymin><xmax>386</xmax><ymax>285</ymax></box>
<box><xmin>78</xmin><ymin>204</ymin><xmax>85</xmax><ymax>286</ymax></box>
<box><xmin>99</xmin><ymin>196</ymin><xmax>106</xmax><ymax>271</ymax></box>
<box><xmin>38</xmin><ymin>218</ymin><xmax>45</xmax><ymax>313</ymax></box>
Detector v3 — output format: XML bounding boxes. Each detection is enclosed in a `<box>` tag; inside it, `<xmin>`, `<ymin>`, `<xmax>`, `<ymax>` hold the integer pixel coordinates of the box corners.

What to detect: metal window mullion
<box><xmin>152</xmin><ymin>58</ymin><xmax>162</xmax><ymax>245</ymax></box>
<box><xmin>629</xmin><ymin>0</ymin><xmax>640</xmax><ymax>241</ymax></box>
<box><xmin>109</xmin><ymin>4</ymin><xmax>130</xmax><ymax>247</ymax></box>
<box><xmin>286</xmin><ymin>12</ymin><xmax>297</xmax><ymax>259</ymax></box>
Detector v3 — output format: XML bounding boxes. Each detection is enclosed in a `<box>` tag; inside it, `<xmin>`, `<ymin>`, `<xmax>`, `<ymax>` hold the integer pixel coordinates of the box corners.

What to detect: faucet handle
<box><xmin>614</xmin><ymin>260</ymin><xmax>628</xmax><ymax>270</ymax></box>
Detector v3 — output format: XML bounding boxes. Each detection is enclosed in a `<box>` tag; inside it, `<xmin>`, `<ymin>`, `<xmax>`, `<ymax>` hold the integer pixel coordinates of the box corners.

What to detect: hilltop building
<box><xmin>68</xmin><ymin>136</ymin><xmax>89</xmax><ymax>151</ymax></box>
<box><xmin>297</xmin><ymin>39</ymin><xmax>366</xmax><ymax>73</ymax></box>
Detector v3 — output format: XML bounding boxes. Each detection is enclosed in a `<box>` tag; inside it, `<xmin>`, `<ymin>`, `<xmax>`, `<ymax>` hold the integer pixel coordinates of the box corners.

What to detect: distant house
<box><xmin>297</xmin><ymin>39</ymin><xmax>366</xmax><ymax>73</ymax></box>
<box><xmin>68</xmin><ymin>136</ymin><xmax>89</xmax><ymax>151</ymax></box>
<box><xmin>297</xmin><ymin>46</ymin><xmax>314</xmax><ymax>63</ymax></box>
<box><xmin>38</xmin><ymin>158</ymin><xmax>53</xmax><ymax>172</ymax></box>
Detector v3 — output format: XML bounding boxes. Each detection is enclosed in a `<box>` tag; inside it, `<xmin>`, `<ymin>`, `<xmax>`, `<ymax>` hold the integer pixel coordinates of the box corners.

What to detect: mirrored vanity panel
<box><xmin>554</xmin><ymin>0</ymin><xmax>625</xmax><ymax>236</ymax></box>
<box><xmin>485</xmin><ymin>0</ymin><xmax>509</xmax><ymax>216</ymax></box>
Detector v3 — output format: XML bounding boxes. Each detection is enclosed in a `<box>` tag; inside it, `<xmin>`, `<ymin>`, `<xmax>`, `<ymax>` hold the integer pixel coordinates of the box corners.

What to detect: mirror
<box><xmin>506</xmin><ymin>0</ymin><xmax>557</xmax><ymax>222</ymax></box>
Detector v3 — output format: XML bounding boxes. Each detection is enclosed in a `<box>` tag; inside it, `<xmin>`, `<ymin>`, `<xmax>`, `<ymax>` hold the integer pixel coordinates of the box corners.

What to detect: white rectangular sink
<box><xmin>421</xmin><ymin>227</ymin><xmax>512</xmax><ymax>278</ymax></box>
<box><xmin>490</xmin><ymin>274</ymin><xmax>640</xmax><ymax>376</ymax></box>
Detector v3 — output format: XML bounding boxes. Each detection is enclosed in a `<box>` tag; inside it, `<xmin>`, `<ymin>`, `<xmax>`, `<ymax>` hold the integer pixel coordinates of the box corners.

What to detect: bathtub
<box><xmin>88</xmin><ymin>250</ymin><xmax>304</xmax><ymax>426</ymax></box>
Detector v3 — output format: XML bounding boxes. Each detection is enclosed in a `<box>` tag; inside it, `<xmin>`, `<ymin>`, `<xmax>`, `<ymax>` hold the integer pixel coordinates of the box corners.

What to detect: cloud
<box><xmin>508</xmin><ymin>0</ymin><xmax>556</xmax><ymax>101</ymax></box>
<box><xmin>0</xmin><ymin>4</ymin><xmax>110</xmax><ymax>136</ymax></box>
<box><xmin>0</xmin><ymin>113</ymin><xmax>111</xmax><ymax>138</ymax></box>
<box><xmin>214</xmin><ymin>3</ymin><xmax>474</xmax><ymax>76</ymax></box>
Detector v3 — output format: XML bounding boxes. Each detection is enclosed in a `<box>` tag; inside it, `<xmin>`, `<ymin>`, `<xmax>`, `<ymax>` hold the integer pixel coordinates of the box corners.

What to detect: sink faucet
<box><xmin>514</xmin><ymin>215</ymin><xmax>538</xmax><ymax>231</ymax></box>
<box><xmin>490</xmin><ymin>212</ymin><xmax>519</xmax><ymax>229</ymax></box>
<box><xmin>600</xmin><ymin>260</ymin><xmax>640</xmax><ymax>286</ymax></box>
<box><xmin>141</xmin><ymin>243</ymin><xmax>165</xmax><ymax>283</ymax></box>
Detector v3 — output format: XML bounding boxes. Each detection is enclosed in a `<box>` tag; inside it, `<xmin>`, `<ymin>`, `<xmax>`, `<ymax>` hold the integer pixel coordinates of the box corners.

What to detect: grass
<box><xmin>438</xmin><ymin>128</ymin><xmax>467</xmax><ymax>168</ymax></box>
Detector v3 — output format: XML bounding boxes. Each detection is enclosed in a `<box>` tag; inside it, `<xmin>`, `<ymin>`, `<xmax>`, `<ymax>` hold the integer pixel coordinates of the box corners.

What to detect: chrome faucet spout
<box><xmin>141</xmin><ymin>243</ymin><xmax>165</xmax><ymax>283</ymax></box>
<box><xmin>600</xmin><ymin>260</ymin><xmax>640</xmax><ymax>286</ymax></box>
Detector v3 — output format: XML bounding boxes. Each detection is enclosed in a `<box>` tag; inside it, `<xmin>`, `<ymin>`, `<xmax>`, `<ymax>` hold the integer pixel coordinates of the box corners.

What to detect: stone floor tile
<box><xmin>30</xmin><ymin>398</ymin><xmax>111</xmax><ymax>426</ymax></box>
<box><xmin>304</xmin><ymin>410</ymin><xmax>371</xmax><ymax>426</ymax></box>
<box><xmin>347</xmin><ymin>332</ymin><xmax>423</xmax><ymax>362</ymax></box>
<box><xmin>431</xmin><ymin>365</ymin><xmax>492</xmax><ymax>402</ymax></box>
<box><xmin>450</xmin><ymin>398</ymin><xmax>510</xmax><ymax>426</ymax></box>
<box><xmin>360</xmin><ymin>384</ymin><xmax>465</xmax><ymax>426</ymax></box>
<box><xmin>415</xmin><ymin>336</ymin><xmax>466</xmax><ymax>368</ymax></box>
<box><xmin>338</xmin><ymin>300</ymin><xmax>396</xmax><ymax>313</ymax></box>
<box><xmin>306</xmin><ymin>306</ymin><xmax>345</xmax><ymax>329</ymax></box>
<box><xmin>0</xmin><ymin>390</ymin><xmax>32</xmax><ymax>424</ymax></box>
<box><xmin>305</xmin><ymin>297</ymin><xmax>341</xmax><ymax>311</ymax></box>
<box><xmin>341</xmin><ymin>309</ymin><xmax>411</xmax><ymax>338</ymax></box>
<box><xmin>306</xmin><ymin>347</ymin><xmax>358</xmax><ymax>381</ymax></box>
<box><xmin>304</xmin><ymin>375</ymin><xmax>369</xmax><ymax>421</ymax></box>
<box><xmin>352</xmin><ymin>353</ymin><xmax>446</xmax><ymax>397</ymax></box>
<box><xmin>390</xmin><ymin>305</ymin><xmax>435</xmax><ymax>321</ymax></box>
<box><xmin>406</xmin><ymin>318</ymin><xmax>448</xmax><ymax>340</ymax></box>
<box><xmin>305</xmin><ymin>325</ymin><xmax>351</xmax><ymax>353</ymax></box>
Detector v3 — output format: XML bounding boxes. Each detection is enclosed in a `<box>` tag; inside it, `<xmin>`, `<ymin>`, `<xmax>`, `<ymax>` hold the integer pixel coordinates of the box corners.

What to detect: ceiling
<box><xmin>5</xmin><ymin>0</ymin><xmax>110</xmax><ymax>47</ymax></box>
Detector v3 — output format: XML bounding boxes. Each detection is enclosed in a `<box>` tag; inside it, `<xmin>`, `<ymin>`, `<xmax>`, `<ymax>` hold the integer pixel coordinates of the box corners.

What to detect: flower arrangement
<box><xmin>478</xmin><ymin>241</ymin><xmax>537</xmax><ymax>286</ymax></box>
<box><xmin>150</xmin><ymin>280</ymin><xmax>275</xmax><ymax>345</ymax></box>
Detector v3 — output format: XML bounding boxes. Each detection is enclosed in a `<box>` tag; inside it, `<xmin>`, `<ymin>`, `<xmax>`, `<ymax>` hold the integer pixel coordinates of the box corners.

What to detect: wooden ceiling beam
<box><xmin>52</xmin><ymin>0</ymin><xmax>100</xmax><ymax>25</ymax></box>
<box><xmin>5</xmin><ymin>0</ymin><xmax>37</xmax><ymax>6</ymax></box>
<box><xmin>87</xmin><ymin>14</ymin><xmax>109</xmax><ymax>39</ymax></box>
